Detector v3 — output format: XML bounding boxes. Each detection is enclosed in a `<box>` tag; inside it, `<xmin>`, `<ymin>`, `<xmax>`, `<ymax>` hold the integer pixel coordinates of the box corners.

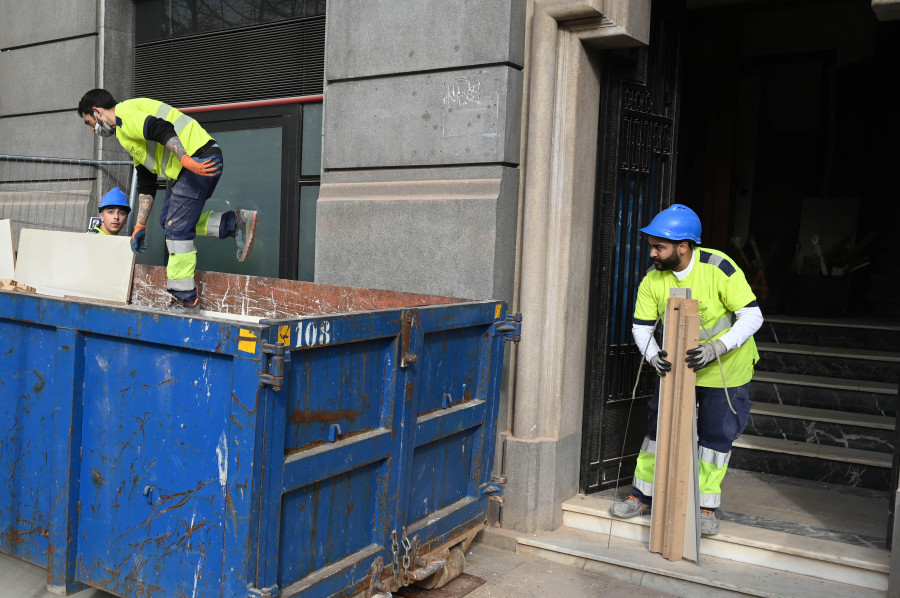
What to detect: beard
<box><xmin>653</xmin><ymin>252</ymin><xmax>681</xmax><ymax>271</ymax></box>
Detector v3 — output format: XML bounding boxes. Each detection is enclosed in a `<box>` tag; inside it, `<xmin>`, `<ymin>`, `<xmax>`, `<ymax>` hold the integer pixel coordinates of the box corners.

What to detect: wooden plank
<box><xmin>13</xmin><ymin>229</ymin><xmax>135</xmax><ymax>304</ymax></box>
<box><xmin>0</xmin><ymin>219</ymin><xmax>14</xmax><ymax>280</ymax></box>
<box><xmin>649</xmin><ymin>296</ymin><xmax>700</xmax><ymax>562</ymax></box>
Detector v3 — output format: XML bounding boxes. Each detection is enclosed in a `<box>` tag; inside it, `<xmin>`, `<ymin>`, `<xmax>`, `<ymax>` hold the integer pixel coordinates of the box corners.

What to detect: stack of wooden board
<box><xmin>649</xmin><ymin>294</ymin><xmax>701</xmax><ymax>563</ymax></box>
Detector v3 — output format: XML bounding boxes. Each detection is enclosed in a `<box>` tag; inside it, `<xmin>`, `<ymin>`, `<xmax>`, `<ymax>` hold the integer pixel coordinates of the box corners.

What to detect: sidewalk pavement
<box><xmin>463</xmin><ymin>541</ymin><xmax>676</xmax><ymax>598</ymax></box>
<box><xmin>0</xmin><ymin>541</ymin><xmax>675</xmax><ymax>598</ymax></box>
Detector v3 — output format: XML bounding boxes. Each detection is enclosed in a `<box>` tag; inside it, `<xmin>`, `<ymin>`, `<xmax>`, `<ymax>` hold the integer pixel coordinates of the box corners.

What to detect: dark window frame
<box><xmin>192</xmin><ymin>104</ymin><xmax>306</xmax><ymax>280</ymax></box>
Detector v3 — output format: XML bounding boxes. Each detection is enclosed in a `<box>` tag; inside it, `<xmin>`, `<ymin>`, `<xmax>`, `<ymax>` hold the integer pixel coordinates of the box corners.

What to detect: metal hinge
<box><xmin>399</xmin><ymin>310</ymin><xmax>419</xmax><ymax>368</ymax></box>
<box><xmin>495</xmin><ymin>313</ymin><xmax>522</xmax><ymax>343</ymax></box>
<box><xmin>260</xmin><ymin>342</ymin><xmax>285</xmax><ymax>390</ymax></box>
<box><xmin>247</xmin><ymin>584</ymin><xmax>279</xmax><ymax>598</ymax></box>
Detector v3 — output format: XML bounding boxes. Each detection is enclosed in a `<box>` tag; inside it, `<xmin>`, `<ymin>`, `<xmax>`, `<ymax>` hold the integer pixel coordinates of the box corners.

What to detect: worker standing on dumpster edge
<box><xmin>609</xmin><ymin>204</ymin><xmax>764</xmax><ymax>536</ymax></box>
<box><xmin>77</xmin><ymin>88</ymin><xmax>258</xmax><ymax>314</ymax></box>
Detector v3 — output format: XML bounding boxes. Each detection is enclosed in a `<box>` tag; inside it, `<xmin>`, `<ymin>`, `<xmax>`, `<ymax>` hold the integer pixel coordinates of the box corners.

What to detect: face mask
<box><xmin>93</xmin><ymin>113</ymin><xmax>115</xmax><ymax>138</ymax></box>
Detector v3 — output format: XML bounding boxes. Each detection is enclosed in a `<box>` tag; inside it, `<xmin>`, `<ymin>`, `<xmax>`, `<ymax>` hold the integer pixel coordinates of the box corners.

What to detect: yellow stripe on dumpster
<box><xmin>238</xmin><ymin>329</ymin><xmax>258</xmax><ymax>354</ymax></box>
<box><xmin>278</xmin><ymin>325</ymin><xmax>291</xmax><ymax>346</ymax></box>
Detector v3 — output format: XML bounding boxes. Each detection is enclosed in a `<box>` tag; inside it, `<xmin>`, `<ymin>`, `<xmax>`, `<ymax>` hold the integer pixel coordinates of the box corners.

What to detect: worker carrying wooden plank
<box><xmin>610</xmin><ymin>204</ymin><xmax>764</xmax><ymax>536</ymax></box>
<box><xmin>78</xmin><ymin>89</ymin><xmax>258</xmax><ymax>314</ymax></box>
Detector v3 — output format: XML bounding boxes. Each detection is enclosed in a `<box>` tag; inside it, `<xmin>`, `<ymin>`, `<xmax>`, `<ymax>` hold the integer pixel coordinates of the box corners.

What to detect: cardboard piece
<box><xmin>649</xmin><ymin>295</ymin><xmax>701</xmax><ymax>563</ymax></box>
<box><xmin>0</xmin><ymin>220</ymin><xmax>15</xmax><ymax>280</ymax></box>
<box><xmin>14</xmin><ymin>229</ymin><xmax>135</xmax><ymax>304</ymax></box>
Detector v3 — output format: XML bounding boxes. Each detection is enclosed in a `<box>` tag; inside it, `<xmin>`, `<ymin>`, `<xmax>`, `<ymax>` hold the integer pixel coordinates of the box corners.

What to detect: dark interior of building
<box><xmin>678</xmin><ymin>0</ymin><xmax>900</xmax><ymax>319</ymax></box>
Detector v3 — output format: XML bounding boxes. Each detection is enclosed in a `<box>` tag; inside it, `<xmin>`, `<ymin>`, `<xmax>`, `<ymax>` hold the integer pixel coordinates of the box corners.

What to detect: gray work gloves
<box><xmin>648</xmin><ymin>350</ymin><xmax>672</xmax><ymax>376</ymax></box>
<box><xmin>685</xmin><ymin>340</ymin><xmax>726</xmax><ymax>371</ymax></box>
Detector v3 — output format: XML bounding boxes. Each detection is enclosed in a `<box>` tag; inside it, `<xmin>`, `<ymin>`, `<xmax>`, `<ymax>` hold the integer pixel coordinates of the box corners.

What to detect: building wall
<box><xmin>315</xmin><ymin>0</ymin><xmax>526</xmax><ymax>305</ymax></box>
<box><xmin>0</xmin><ymin>0</ymin><xmax>133</xmax><ymax>161</ymax></box>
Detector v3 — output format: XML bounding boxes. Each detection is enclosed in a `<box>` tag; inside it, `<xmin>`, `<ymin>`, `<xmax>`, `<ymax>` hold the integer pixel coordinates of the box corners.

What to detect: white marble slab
<box><xmin>0</xmin><ymin>220</ymin><xmax>14</xmax><ymax>280</ymax></box>
<box><xmin>14</xmin><ymin>229</ymin><xmax>135</xmax><ymax>304</ymax></box>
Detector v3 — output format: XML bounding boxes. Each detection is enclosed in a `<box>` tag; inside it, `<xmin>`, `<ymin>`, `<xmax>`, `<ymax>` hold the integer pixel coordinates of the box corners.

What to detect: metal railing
<box><xmin>0</xmin><ymin>154</ymin><xmax>135</xmax><ymax>242</ymax></box>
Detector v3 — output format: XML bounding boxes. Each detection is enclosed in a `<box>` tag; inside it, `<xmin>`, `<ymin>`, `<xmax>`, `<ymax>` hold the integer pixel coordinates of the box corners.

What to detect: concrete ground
<box><xmin>463</xmin><ymin>541</ymin><xmax>676</xmax><ymax>598</ymax></box>
<box><xmin>0</xmin><ymin>541</ymin><xmax>674</xmax><ymax>598</ymax></box>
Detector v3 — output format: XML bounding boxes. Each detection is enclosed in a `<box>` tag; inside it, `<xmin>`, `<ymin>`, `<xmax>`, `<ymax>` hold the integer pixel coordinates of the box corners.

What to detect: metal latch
<box><xmin>260</xmin><ymin>342</ymin><xmax>285</xmax><ymax>390</ymax></box>
<box><xmin>400</xmin><ymin>310</ymin><xmax>419</xmax><ymax>368</ymax></box>
<box><xmin>478</xmin><ymin>474</ymin><xmax>508</xmax><ymax>505</ymax></box>
<box><xmin>495</xmin><ymin>313</ymin><xmax>522</xmax><ymax>343</ymax></box>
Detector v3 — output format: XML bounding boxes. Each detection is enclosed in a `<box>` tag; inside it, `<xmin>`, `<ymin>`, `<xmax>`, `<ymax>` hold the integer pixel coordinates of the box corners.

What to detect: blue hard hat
<box><xmin>640</xmin><ymin>204</ymin><xmax>701</xmax><ymax>243</ymax></box>
<box><xmin>98</xmin><ymin>187</ymin><xmax>131</xmax><ymax>213</ymax></box>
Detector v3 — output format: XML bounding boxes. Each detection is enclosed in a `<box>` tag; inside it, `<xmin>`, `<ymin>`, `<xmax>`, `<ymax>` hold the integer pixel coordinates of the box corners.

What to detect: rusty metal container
<box><xmin>0</xmin><ymin>266</ymin><xmax>518</xmax><ymax>597</ymax></box>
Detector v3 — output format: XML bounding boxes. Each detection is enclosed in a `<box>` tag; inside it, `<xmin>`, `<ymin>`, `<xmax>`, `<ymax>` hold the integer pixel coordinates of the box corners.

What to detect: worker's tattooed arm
<box><xmin>136</xmin><ymin>193</ymin><xmax>155</xmax><ymax>227</ymax></box>
<box><xmin>164</xmin><ymin>136</ymin><xmax>189</xmax><ymax>161</ymax></box>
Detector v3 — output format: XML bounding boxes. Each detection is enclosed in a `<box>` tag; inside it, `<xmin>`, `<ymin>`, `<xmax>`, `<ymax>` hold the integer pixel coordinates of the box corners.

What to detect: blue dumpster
<box><xmin>0</xmin><ymin>266</ymin><xmax>519</xmax><ymax>597</ymax></box>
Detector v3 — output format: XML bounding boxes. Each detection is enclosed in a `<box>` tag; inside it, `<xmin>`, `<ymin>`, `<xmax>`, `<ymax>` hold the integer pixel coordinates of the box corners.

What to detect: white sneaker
<box><xmin>610</xmin><ymin>495</ymin><xmax>651</xmax><ymax>519</ymax></box>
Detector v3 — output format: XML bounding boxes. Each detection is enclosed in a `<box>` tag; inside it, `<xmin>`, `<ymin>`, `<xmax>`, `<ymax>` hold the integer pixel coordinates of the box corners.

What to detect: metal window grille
<box><xmin>0</xmin><ymin>155</ymin><xmax>134</xmax><ymax>245</ymax></box>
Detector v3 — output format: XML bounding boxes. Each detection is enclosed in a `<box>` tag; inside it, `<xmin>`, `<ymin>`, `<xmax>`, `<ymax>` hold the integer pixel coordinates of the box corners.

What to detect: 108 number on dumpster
<box><xmin>295</xmin><ymin>321</ymin><xmax>332</xmax><ymax>348</ymax></box>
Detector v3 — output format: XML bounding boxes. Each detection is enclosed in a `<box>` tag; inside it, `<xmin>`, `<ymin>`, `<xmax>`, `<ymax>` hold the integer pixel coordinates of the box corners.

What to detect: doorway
<box><xmin>678</xmin><ymin>1</ymin><xmax>900</xmax><ymax>319</ymax></box>
<box><xmin>580</xmin><ymin>0</ymin><xmax>900</xmax><ymax>556</ymax></box>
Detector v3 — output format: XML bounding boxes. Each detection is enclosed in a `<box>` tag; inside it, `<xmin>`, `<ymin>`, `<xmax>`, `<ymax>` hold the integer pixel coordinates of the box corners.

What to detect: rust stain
<box><xmin>285</xmin><ymin>439</ymin><xmax>325</xmax><ymax>456</ymax></box>
<box><xmin>31</xmin><ymin>370</ymin><xmax>45</xmax><ymax>393</ymax></box>
<box><xmin>91</xmin><ymin>469</ymin><xmax>107</xmax><ymax>487</ymax></box>
<box><xmin>289</xmin><ymin>408</ymin><xmax>360</xmax><ymax>424</ymax></box>
<box><xmin>129</xmin><ymin>264</ymin><xmax>465</xmax><ymax>318</ymax></box>
<box><xmin>116</xmin><ymin>477</ymin><xmax>216</xmax><ymax>541</ymax></box>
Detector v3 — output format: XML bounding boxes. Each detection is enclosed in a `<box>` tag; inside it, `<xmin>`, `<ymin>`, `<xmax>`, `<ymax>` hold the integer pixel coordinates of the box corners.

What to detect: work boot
<box><xmin>234</xmin><ymin>208</ymin><xmax>258</xmax><ymax>263</ymax></box>
<box><xmin>700</xmin><ymin>509</ymin><xmax>719</xmax><ymax>535</ymax></box>
<box><xmin>610</xmin><ymin>495</ymin><xmax>651</xmax><ymax>519</ymax></box>
<box><xmin>170</xmin><ymin>296</ymin><xmax>201</xmax><ymax>315</ymax></box>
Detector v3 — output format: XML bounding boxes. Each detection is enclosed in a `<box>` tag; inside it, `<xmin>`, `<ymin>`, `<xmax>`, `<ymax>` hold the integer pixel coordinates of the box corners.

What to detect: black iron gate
<box><xmin>580</xmin><ymin>4</ymin><xmax>683</xmax><ymax>494</ymax></box>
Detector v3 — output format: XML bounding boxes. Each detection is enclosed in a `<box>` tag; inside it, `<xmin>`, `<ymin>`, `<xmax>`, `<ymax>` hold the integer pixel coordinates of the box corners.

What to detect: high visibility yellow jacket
<box><xmin>633</xmin><ymin>247</ymin><xmax>760</xmax><ymax>387</ymax></box>
<box><xmin>114</xmin><ymin>98</ymin><xmax>213</xmax><ymax>181</ymax></box>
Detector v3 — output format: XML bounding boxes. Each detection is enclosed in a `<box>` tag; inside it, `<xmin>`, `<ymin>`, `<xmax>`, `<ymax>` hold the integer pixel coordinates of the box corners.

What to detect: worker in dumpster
<box><xmin>77</xmin><ymin>88</ymin><xmax>258</xmax><ymax>314</ymax></box>
<box><xmin>88</xmin><ymin>187</ymin><xmax>130</xmax><ymax>235</ymax></box>
<box><xmin>609</xmin><ymin>204</ymin><xmax>763</xmax><ymax>536</ymax></box>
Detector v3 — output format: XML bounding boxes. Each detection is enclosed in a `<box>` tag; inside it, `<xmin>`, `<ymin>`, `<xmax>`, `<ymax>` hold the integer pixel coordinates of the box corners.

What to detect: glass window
<box><xmin>297</xmin><ymin>185</ymin><xmax>319</xmax><ymax>281</ymax></box>
<box><xmin>194</xmin><ymin>127</ymin><xmax>283</xmax><ymax>278</ymax></box>
<box><xmin>301</xmin><ymin>103</ymin><xmax>323</xmax><ymax>177</ymax></box>
<box><xmin>135</xmin><ymin>127</ymin><xmax>283</xmax><ymax>279</ymax></box>
<box><xmin>135</xmin><ymin>0</ymin><xmax>326</xmax><ymax>43</ymax></box>
<box><xmin>135</xmin><ymin>102</ymin><xmax>322</xmax><ymax>282</ymax></box>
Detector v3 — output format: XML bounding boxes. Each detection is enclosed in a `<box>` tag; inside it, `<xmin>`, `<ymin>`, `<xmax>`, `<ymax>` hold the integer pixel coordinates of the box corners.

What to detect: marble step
<box><xmin>733</xmin><ymin>434</ymin><xmax>891</xmax><ymax>468</ymax></box>
<box><xmin>756</xmin><ymin>316</ymin><xmax>900</xmax><ymax>352</ymax></box>
<box><xmin>751</xmin><ymin>371</ymin><xmax>898</xmax><ymax>417</ymax></box>
<box><xmin>554</xmin><ymin>494</ymin><xmax>889</xmax><ymax>595</ymax></box>
<box><xmin>751</xmin><ymin>402</ymin><xmax>894</xmax><ymax>429</ymax></box>
<box><xmin>756</xmin><ymin>342</ymin><xmax>900</xmax><ymax>384</ymax></box>
<box><xmin>731</xmin><ymin>435</ymin><xmax>891</xmax><ymax>491</ymax></box>
<box><xmin>746</xmin><ymin>403</ymin><xmax>894</xmax><ymax>453</ymax></box>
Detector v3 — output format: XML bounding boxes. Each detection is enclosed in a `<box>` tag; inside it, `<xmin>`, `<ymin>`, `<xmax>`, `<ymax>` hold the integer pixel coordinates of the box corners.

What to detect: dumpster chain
<box><xmin>401</xmin><ymin>527</ymin><xmax>412</xmax><ymax>586</ymax></box>
<box><xmin>390</xmin><ymin>530</ymin><xmax>401</xmax><ymax>587</ymax></box>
